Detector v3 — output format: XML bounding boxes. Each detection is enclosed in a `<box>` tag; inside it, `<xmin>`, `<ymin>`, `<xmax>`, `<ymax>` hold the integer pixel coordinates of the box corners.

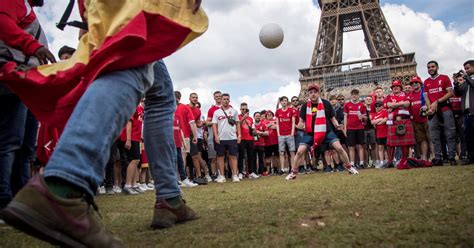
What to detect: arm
<box><xmin>125</xmin><ymin>121</ymin><xmax>132</xmax><ymax>150</ymax></box>
<box><xmin>189</xmin><ymin>121</ymin><xmax>198</xmax><ymax>144</ymax></box>
<box><xmin>237</xmin><ymin>120</ymin><xmax>242</xmax><ymax>144</ymax></box>
<box><xmin>291</xmin><ymin>116</ymin><xmax>295</xmax><ymax>136</ymax></box>
<box><xmin>430</xmin><ymin>89</ymin><xmax>454</xmax><ymax>111</ymax></box>
<box><xmin>343</xmin><ymin>113</ymin><xmax>348</xmax><ymax>134</ymax></box>
<box><xmin>212</xmin><ymin>123</ymin><xmax>220</xmax><ymax>144</ymax></box>
<box><xmin>276</xmin><ymin>117</ymin><xmax>280</xmax><ymax>136</ymax></box>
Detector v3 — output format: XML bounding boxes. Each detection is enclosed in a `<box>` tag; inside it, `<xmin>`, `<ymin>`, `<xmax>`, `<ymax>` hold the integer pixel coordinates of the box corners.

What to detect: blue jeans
<box><xmin>44</xmin><ymin>61</ymin><xmax>180</xmax><ymax>199</ymax></box>
<box><xmin>0</xmin><ymin>92</ymin><xmax>38</xmax><ymax>209</ymax></box>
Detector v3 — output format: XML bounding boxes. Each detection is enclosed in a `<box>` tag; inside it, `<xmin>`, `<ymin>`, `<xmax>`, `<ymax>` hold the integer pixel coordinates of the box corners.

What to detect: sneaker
<box><xmin>238</xmin><ymin>173</ymin><xmax>244</xmax><ymax>180</ymax></box>
<box><xmin>139</xmin><ymin>183</ymin><xmax>148</xmax><ymax>192</ymax></box>
<box><xmin>113</xmin><ymin>186</ymin><xmax>122</xmax><ymax>194</ymax></box>
<box><xmin>193</xmin><ymin>177</ymin><xmax>208</xmax><ymax>185</ymax></box>
<box><xmin>285</xmin><ymin>172</ymin><xmax>297</xmax><ymax>181</ymax></box>
<box><xmin>249</xmin><ymin>172</ymin><xmax>260</xmax><ymax>179</ymax></box>
<box><xmin>374</xmin><ymin>162</ymin><xmax>384</xmax><ymax>169</ymax></box>
<box><xmin>146</xmin><ymin>183</ymin><xmax>155</xmax><ymax>190</ymax></box>
<box><xmin>450</xmin><ymin>159</ymin><xmax>458</xmax><ymax>166</ymax></box>
<box><xmin>105</xmin><ymin>188</ymin><xmax>115</xmax><ymax>195</ymax></box>
<box><xmin>0</xmin><ymin>218</ymin><xmax>4</xmax><ymax>225</ymax></box>
<box><xmin>232</xmin><ymin>175</ymin><xmax>240</xmax><ymax>182</ymax></box>
<box><xmin>123</xmin><ymin>186</ymin><xmax>138</xmax><ymax>195</ymax></box>
<box><xmin>181</xmin><ymin>178</ymin><xmax>198</xmax><ymax>188</ymax></box>
<box><xmin>346</xmin><ymin>166</ymin><xmax>359</xmax><ymax>175</ymax></box>
<box><xmin>298</xmin><ymin>166</ymin><xmax>305</xmax><ymax>174</ymax></box>
<box><xmin>305</xmin><ymin>167</ymin><xmax>313</xmax><ymax>174</ymax></box>
<box><xmin>98</xmin><ymin>186</ymin><xmax>106</xmax><ymax>195</ymax></box>
<box><xmin>205</xmin><ymin>175</ymin><xmax>213</xmax><ymax>183</ymax></box>
<box><xmin>215</xmin><ymin>175</ymin><xmax>226</xmax><ymax>183</ymax></box>
<box><xmin>335</xmin><ymin>164</ymin><xmax>345</xmax><ymax>172</ymax></box>
<box><xmin>461</xmin><ymin>159</ymin><xmax>474</xmax><ymax>165</ymax></box>
<box><xmin>323</xmin><ymin>166</ymin><xmax>333</xmax><ymax>173</ymax></box>
<box><xmin>132</xmin><ymin>186</ymin><xmax>144</xmax><ymax>194</ymax></box>
<box><xmin>150</xmin><ymin>197</ymin><xmax>198</xmax><ymax>229</ymax></box>
<box><xmin>0</xmin><ymin>175</ymin><xmax>123</xmax><ymax>247</ymax></box>
<box><xmin>431</xmin><ymin>158</ymin><xmax>444</xmax><ymax>166</ymax></box>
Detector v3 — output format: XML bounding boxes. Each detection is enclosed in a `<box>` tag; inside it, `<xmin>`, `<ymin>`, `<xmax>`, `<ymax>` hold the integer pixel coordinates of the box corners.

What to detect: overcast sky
<box><xmin>35</xmin><ymin>0</ymin><xmax>473</xmax><ymax>114</ymax></box>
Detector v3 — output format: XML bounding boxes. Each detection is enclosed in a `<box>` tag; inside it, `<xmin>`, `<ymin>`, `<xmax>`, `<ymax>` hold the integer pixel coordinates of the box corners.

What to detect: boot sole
<box><xmin>150</xmin><ymin>215</ymin><xmax>199</xmax><ymax>229</ymax></box>
<box><xmin>1</xmin><ymin>201</ymin><xmax>87</xmax><ymax>248</ymax></box>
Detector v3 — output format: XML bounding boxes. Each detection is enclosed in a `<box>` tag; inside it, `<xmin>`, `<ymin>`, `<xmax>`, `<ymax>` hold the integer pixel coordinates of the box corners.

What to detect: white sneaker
<box><xmin>182</xmin><ymin>178</ymin><xmax>198</xmax><ymax>187</ymax></box>
<box><xmin>132</xmin><ymin>185</ymin><xmax>144</xmax><ymax>193</ymax></box>
<box><xmin>146</xmin><ymin>183</ymin><xmax>154</xmax><ymax>190</ymax></box>
<box><xmin>113</xmin><ymin>185</ymin><xmax>122</xmax><ymax>193</ymax></box>
<box><xmin>347</xmin><ymin>166</ymin><xmax>359</xmax><ymax>175</ymax></box>
<box><xmin>232</xmin><ymin>175</ymin><xmax>240</xmax><ymax>182</ymax></box>
<box><xmin>285</xmin><ymin>172</ymin><xmax>297</xmax><ymax>181</ymax></box>
<box><xmin>123</xmin><ymin>186</ymin><xmax>138</xmax><ymax>195</ymax></box>
<box><xmin>98</xmin><ymin>186</ymin><xmax>106</xmax><ymax>194</ymax></box>
<box><xmin>238</xmin><ymin>173</ymin><xmax>243</xmax><ymax>180</ymax></box>
<box><xmin>139</xmin><ymin>183</ymin><xmax>148</xmax><ymax>192</ymax></box>
<box><xmin>215</xmin><ymin>175</ymin><xmax>226</xmax><ymax>183</ymax></box>
<box><xmin>205</xmin><ymin>174</ymin><xmax>213</xmax><ymax>183</ymax></box>
<box><xmin>249</xmin><ymin>172</ymin><xmax>260</xmax><ymax>179</ymax></box>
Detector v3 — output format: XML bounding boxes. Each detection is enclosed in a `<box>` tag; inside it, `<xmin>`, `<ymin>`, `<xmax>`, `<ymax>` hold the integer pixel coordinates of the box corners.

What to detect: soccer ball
<box><xmin>259</xmin><ymin>23</ymin><xmax>284</xmax><ymax>49</ymax></box>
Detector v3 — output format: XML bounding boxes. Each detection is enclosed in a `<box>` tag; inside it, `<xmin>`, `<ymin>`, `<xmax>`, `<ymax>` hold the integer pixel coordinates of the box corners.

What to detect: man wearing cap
<box><xmin>57</xmin><ymin>45</ymin><xmax>76</xmax><ymax>60</ymax></box>
<box><xmin>286</xmin><ymin>84</ymin><xmax>358</xmax><ymax>180</ymax></box>
<box><xmin>409</xmin><ymin>76</ymin><xmax>430</xmax><ymax>162</ymax></box>
<box><xmin>383</xmin><ymin>81</ymin><xmax>416</xmax><ymax>167</ymax></box>
<box><xmin>424</xmin><ymin>61</ymin><xmax>457</xmax><ymax>166</ymax></box>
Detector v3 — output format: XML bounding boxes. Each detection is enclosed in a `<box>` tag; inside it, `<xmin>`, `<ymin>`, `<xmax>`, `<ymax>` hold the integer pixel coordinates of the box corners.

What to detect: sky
<box><xmin>35</xmin><ymin>0</ymin><xmax>473</xmax><ymax>114</ymax></box>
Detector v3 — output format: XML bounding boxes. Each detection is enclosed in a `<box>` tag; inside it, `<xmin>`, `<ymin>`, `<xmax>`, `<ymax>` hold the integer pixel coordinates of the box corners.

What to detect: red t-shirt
<box><xmin>189</xmin><ymin>105</ymin><xmax>201</xmax><ymax>123</ymax></box>
<box><xmin>173</xmin><ymin>116</ymin><xmax>182</xmax><ymax>148</ymax></box>
<box><xmin>383</xmin><ymin>93</ymin><xmax>411</xmax><ymax>118</ymax></box>
<box><xmin>263</xmin><ymin>119</ymin><xmax>278</xmax><ymax>146</ymax></box>
<box><xmin>370</xmin><ymin>97</ymin><xmax>385</xmax><ymax>113</ymax></box>
<box><xmin>239</xmin><ymin>115</ymin><xmax>254</xmax><ymax>141</ymax></box>
<box><xmin>275</xmin><ymin>108</ymin><xmax>294</xmax><ymax>136</ymax></box>
<box><xmin>344</xmin><ymin>101</ymin><xmax>366</xmax><ymax>130</ymax></box>
<box><xmin>254</xmin><ymin>121</ymin><xmax>267</xmax><ymax>146</ymax></box>
<box><xmin>370</xmin><ymin>109</ymin><xmax>388</xmax><ymax>139</ymax></box>
<box><xmin>175</xmin><ymin>103</ymin><xmax>194</xmax><ymax>138</ymax></box>
<box><xmin>424</xmin><ymin>74</ymin><xmax>453</xmax><ymax>112</ymax></box>
<box><xmin>207</xmin><ymin>105</ymin><xmax>220</xmax><ymax>121</ymax></box>
<box><xmin>450</xmin><ymin>96</ymin><xmax>462</xmax><ymax>112</ymax></box>
<box><xmin>120</xmin><ymin>105</ymin><xmax>144</xmax><ymax>142</ymax></box>
<box><xmin>409</xmin><ymin>90</ymin><xmax>428</xmax><ymax>123</ymax></box>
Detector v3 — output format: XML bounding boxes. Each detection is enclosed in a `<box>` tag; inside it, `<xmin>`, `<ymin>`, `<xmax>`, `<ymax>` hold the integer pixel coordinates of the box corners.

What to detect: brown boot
<box><xmin>0</xmin><ymin>175</ymin><xmax>123</xmax><ymax>248</ymax></box>
<box><xmin>150</xmin><ymin>197</ymin><xmax>198</xmax><ymax>229</ymax></box>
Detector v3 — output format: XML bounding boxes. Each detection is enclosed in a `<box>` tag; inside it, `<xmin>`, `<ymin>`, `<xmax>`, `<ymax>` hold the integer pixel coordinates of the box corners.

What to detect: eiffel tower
<box><xmin>299</xmin><ymin>0</ymin><xmax>417</xmax><ymax>98</ymax></box>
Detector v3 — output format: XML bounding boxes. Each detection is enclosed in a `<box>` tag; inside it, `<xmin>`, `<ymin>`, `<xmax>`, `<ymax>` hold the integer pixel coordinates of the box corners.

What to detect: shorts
<box><xmin>119</xmin><ymin>140</ymin><xmax>140</xmax><ymax>161</ymax></box>
<box><xmin>183</xmin><ymin>137</ymin><xmax>191</xmax><ymax>153</ymax></box>
<box><xmin>207</xmin><ymin>141</ymin><xmax>216</xmax><ymax>159</ymax></box>
<box><xmin>376</xmin><ymin>137</ymin><xmax>387</xmax><ymax>145</ymax></box>
<box><xmin>336</xmin><ymin>130</ymin><xmax>346</xmax><ymax>145</ymax></box>
<box><xmin>190</xmin><ymin>137</ymin><xmax>203</xmax><ymax>156</ymax></box>
<box><xmin>413</xmin><ymin>122</ymin><xmax>429</xmax><ymax>143</ymax></box>
<box><xmin>299</xmin><ymin>130</ymin><xmax>339</xmax><ymax>148</ymax></box>
<box><xmin>215</xmin><ymin>140</ymin><xmax>238</xmax><ymax>157</ymax></box>
<box><xmin>346</xmin><ymin>129</ymin><xmax>365</xmax><ymax>146</ymax></box>
<box><xmin>264</xmin><ymin>145</ymin><xmax>279</xmax><ymax>157</ymax></box>
<box><xmin>278</xmin><ymin>135</ymin><xmax>296</xmax><ymax>152</ymax></box>
<box><xmin>364</xmin><ymin>129</ymin><xmax>376</xmax><ymax>145</ymax></box>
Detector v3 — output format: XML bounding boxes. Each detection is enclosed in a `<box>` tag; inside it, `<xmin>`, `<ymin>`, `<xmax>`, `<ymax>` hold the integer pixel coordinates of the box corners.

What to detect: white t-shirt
<box><xmin>197</xmin><ymin>115</ymin><xmax>205</xmax><ymax>139</ymax></box>
<box><xmin>212</xmin><ymin>107</ymin><xmax>239</xmax><ymax>141</ymax></box>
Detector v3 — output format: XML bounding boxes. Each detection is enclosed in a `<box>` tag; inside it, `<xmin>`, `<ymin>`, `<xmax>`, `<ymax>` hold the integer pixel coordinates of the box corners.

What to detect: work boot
<box><xmin>150</xmin><ymin>197</ymin><xmax>198</xmax><ymax>229</ymax></box>
<box><xmin>0</xmin><ymin>175</ymin><xmax>123</xmax><ymax>248</ymax></box>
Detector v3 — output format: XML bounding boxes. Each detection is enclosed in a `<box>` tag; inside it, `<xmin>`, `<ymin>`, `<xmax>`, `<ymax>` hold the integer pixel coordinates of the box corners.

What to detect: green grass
<box><xmin>1</xmin><ymin>166</ymin><xmax>474</xmax><ymax>247</ymax></box>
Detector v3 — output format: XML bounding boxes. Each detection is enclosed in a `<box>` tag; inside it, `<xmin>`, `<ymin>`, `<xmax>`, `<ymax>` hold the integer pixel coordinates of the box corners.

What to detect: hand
<box><xmin>297</xmin><ymin>122</ymin><xmax>304</xmax><ymax>130</ymax></box>
<box><xmin>192</xmin><ymin>0</ymin><xmax>202</xmax><ymax>14</ymax></box>
<box><xmin>421</xmin><ymin>106</ymin><xmax>427</xmax><ymax>111</ymax></box>
<box><xmin>237</xmin><ymin>136</ymin><xmax>241</xmax><ymax>144</ymax></box>
<box><xmin>125</xmin><ymin>140</ymin><xmax>131</xmax><ymax>150</ymax></box>
<box><xmin>35</xmin><ymin>47</ymin><xmax>56</xmax><ymax>65</ymax></box>
<box><xmin>215</xmin><ymin>136</ymin><xmax>220</xmax><ymax>144</ymax></box>
<box><xmin>336</xmin><ymin>124</ymin><xmax>343</xmax><ymax>130</ymax></box>
<box><xmin>192</xmin><ymin>137</ymin><xmax>198</xmax><ymax>144</ymax></box>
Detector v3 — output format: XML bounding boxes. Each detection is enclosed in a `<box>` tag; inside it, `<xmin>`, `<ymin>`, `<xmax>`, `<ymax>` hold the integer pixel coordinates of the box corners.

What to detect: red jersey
<box><xmin>175</xmin><ymin>103</ymin><xmax>194</xmax><ymax>138</ymax></box>
<box><xmin>450</xmin><ymin>95</ymin><xmax>462</xmax><ymax>112</ymax></box>
<box><xmin>383</xmin><ymin>93</ymin><xmax>410</xmax><ymax>118</ymax></box>
<box><xmin>173</xmin><ymin>116</ymin><xmax>182</xmax><ymax>148</ymax></box>
<box><xmin>254</xmin><ymin>121</ymin><xmax>266</xmax><ymax>146</ymax></box>
<box><xmin>263</xmin><ymin>119</ymin><xmax>278</xmax><ymax>146</ymax></box>
<box><xmin>207</xmin><ymin>105</ymin><xmax>220</xmax><ymax>121</ymax></box>
<box><xmin>239</xmin><ymin>115</ymin><xmax>254</xmax><ymax>141</ymax></box>
<box><xmin>370</xmin><ymin>109</ymin><xmax>388</xmax><ymax>139</ymax></box>
<box><xmin>424</xmin><ymin>74</ymin><xmax>453</xmax><ymax>112</ymax></box>
<box><xmin>275</xmin><ymin>108</ymin><xmax>294</xmax><ymax>136</ymax></box>
<box><xmin>120</xmin><ymin>105</ymin><xmax>144</xmax><ymax>142</ymax></box>
<box><xmin>409</xmin><ymin>90</ymin><xmax>428</xmax><ymax>124</ymax></box>
<box><xmin>344</xmin><ymin>101</ymin><xmax>366</xmax><ymax>130</ymax></box>
<box><xmin>370</xmin><ymin>97</ymin><xmax>385</xmax><ymax>113</ymax></box>
<box><xmin>189</xmin><ymin>105</ymin><xmax>201</xmax><ymax>122</ymax></box>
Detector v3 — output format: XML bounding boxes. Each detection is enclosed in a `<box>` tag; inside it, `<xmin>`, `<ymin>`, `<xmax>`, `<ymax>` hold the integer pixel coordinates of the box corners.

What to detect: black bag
<box><xmin>221</xmin><ymin>107</ymin><xmax>236</xmax><ymax>126</ymax></box>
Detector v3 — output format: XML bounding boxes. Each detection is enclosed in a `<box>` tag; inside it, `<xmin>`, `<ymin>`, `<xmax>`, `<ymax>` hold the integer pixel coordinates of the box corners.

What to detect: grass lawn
<box><xmin>1</xmin><ymin>166</ymin><xmax>473</xmax><ymax>247</ymax></box>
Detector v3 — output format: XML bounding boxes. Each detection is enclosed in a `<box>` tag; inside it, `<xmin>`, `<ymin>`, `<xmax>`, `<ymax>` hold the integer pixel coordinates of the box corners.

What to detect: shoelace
<box><xmin>83</xmin><ymin>195</ymin><xmax>102</xmax><ymax>219</ymax></box>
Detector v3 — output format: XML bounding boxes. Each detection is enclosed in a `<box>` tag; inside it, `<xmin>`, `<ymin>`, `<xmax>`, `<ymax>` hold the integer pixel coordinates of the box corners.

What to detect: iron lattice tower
<box><xmin>299</xmin><ymin>0</ymin><xmax>417</xmax><ymax>98</ymax></box>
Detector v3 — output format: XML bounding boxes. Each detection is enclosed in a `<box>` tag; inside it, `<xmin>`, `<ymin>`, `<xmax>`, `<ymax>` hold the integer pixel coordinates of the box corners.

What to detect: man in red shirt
<box><xmin>205</xmin><ymin>91</ymin><xmax>222</xmax><ymax>179</ymax></box>
<box><xmin>0</xmin><ymin>0</ymin><xmax>56</xmax><ymax>211</ymax></box>
<box><xmin>344</xmin><ymin>89</ymin><xmax>367</xmax><ymax>168</ymax></box>
<box><xmin>275</xmin><ymin>96</ymin><xmax>296</xmax><ymax>173</ymax></box>
<box><xmin>424</xmin><ymin>61</ymin><xmax>457</xmax><ymax>166</ymax></box>
<box><xmin>409</xmin><ymin>76</ymin><xmax>430</xmax><ymax>161</ymax></box>
<box><xmin>188</xmin><ymin>93</ymin><xmax>207</xmax><ymax>185</ymax></box>
<box><xmin>449</xmin><ymin>82</ymin><xmax>466</xmax><ymax>160</ymax></box>
<box><xmin>238</xmin><ymin>103</ymin><xmax>258</xmax><ymax>179</ymax></box>
<box><xmin>264</xmin><ymin>110</ymin><xmax>280</xmax><ymax>174</ymax></box>
<box><xmin>370</xmin><ymin>101</ymin><xmax>388</xmax><ymax>168</ymax></box>
<box><xmin>174</xmin><ymin>91</ymin><xmax>199</xmax><ymax>180</ymax></box>
<box><xmin>253</xmin><ymin>112</ymin><xmax>268</xmax><ymax>175</ymax></box>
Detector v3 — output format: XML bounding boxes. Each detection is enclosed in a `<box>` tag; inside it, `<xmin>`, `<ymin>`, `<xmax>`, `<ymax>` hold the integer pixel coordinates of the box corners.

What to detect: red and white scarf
<box><xmin>305</xmin><ymin>98</ymin><xmax>326</xmax><ymax>148</ymax></box>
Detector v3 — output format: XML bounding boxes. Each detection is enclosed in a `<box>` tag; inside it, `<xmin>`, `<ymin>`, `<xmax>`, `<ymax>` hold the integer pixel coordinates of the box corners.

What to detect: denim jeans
<box><xmin>0</xmin><ymin>92</ymin><xmax>38</xmax><ymax>208</ymax></box>
<box><xmin>176</xmin><ymin>147</ymin><xmax>186</xmax><ymax>181</ymax></box>
<box><xmin>44</xmin><ymin>61</ymin><xmax>180</xmax><ymax>199</ymax></box>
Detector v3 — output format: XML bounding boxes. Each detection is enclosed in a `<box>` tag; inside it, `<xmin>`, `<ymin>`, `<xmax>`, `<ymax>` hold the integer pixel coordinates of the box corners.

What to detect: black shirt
<box><xmin>299</xmin><ymin>99</ymin><xmax>335</xmax><ymax>134</ymax></box>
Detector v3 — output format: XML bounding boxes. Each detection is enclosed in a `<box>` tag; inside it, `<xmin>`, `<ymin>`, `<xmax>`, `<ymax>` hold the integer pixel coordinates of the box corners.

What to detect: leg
<box><xmin>429</xmin><ymin>115</ymin><xmax>442</xmax><ymax>160</ymax></box>
<box><xmin>442</xmin><ymin>110</ymin><xmax>457</xmax><ymax>161</ymax></box>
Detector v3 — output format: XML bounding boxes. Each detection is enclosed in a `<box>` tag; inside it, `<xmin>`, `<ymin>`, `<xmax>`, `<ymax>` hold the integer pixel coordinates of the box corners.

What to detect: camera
<box><xmin>454</xmin><ymin>70</ymin><xmax>464</xmax><ymax>79</ymax></box>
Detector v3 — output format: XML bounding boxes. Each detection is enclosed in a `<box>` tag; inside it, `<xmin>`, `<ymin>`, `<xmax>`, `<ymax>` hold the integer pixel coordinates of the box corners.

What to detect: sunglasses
<box><xmin>338</xmin><ymin>99</ymin><xmax>344</xmax><ymax>101</ymax></box>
